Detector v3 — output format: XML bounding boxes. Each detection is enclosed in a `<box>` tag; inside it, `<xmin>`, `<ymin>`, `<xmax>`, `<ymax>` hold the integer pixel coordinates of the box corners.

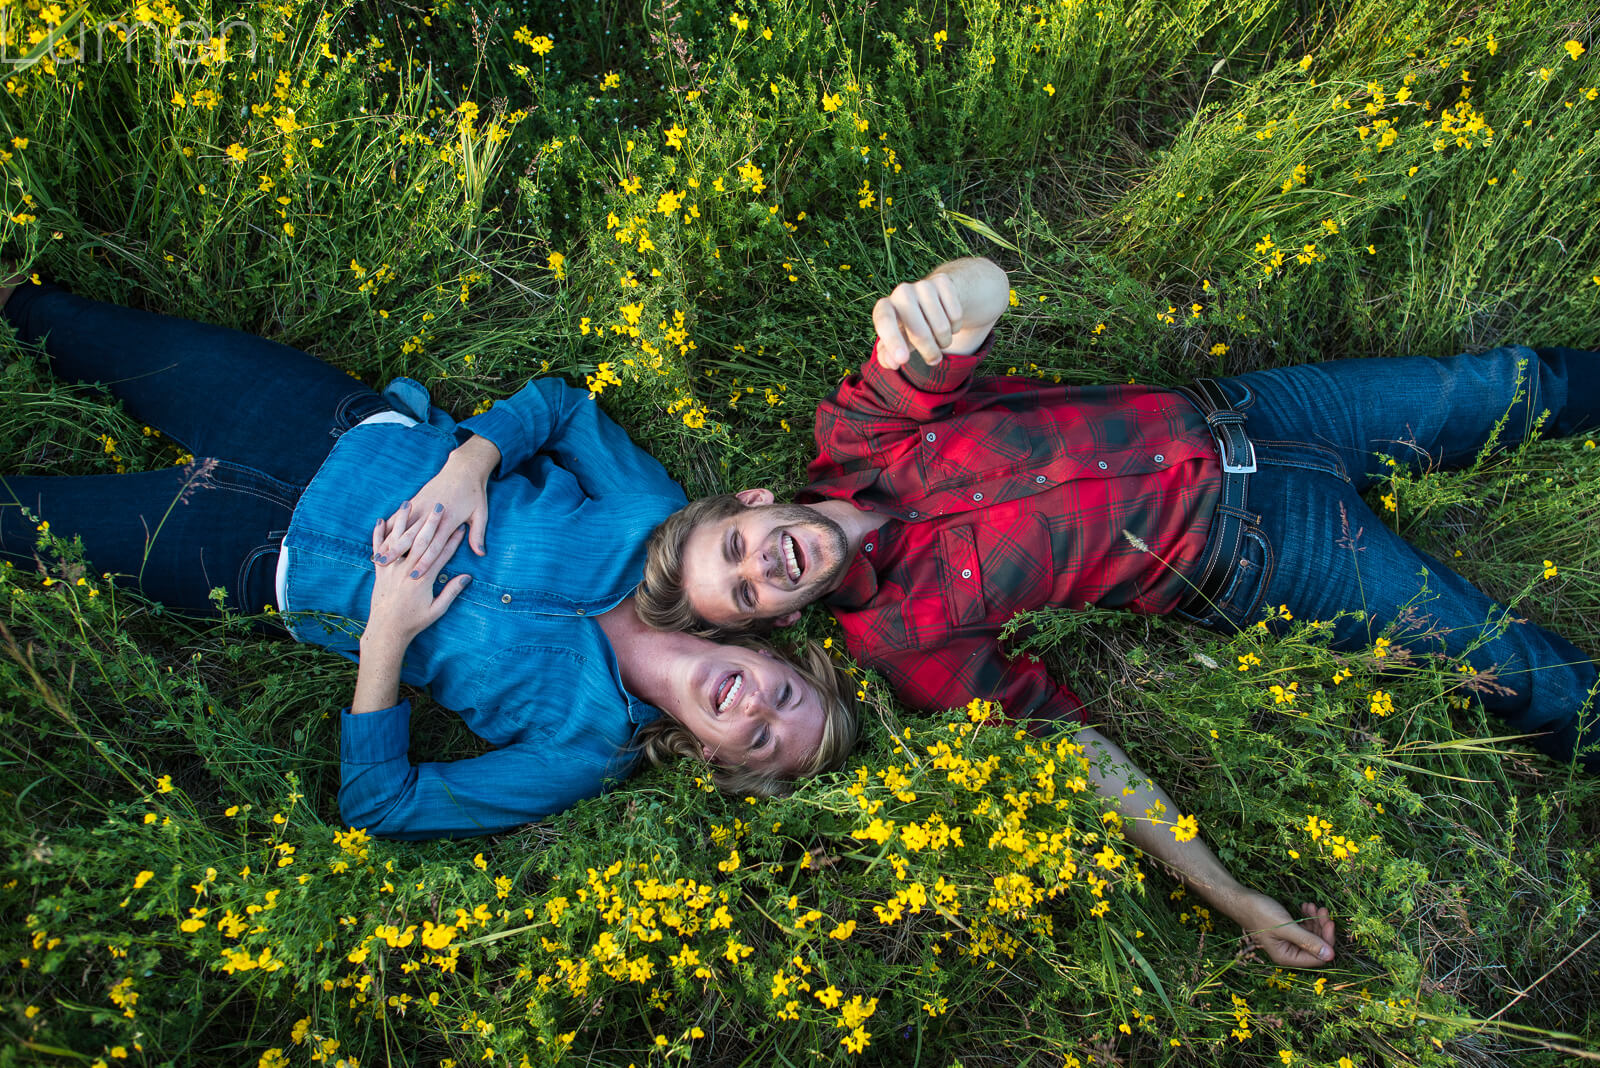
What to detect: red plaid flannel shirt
<box><xmin>799</xmin><ymin>334</ymin><xmax>1222</xmax><ymax>724</ymax></box>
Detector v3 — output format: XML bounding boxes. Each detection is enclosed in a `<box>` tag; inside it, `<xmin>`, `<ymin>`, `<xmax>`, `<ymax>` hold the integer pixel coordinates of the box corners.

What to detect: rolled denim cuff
<box><xmin>340</xmin><ymin>698</ymin><xmax>412</xmax><ymax>766</ymax></box>
<box><xmin>459</xmin><ymin>403</ymin><xmax>528</xmax><ymax>475</ymax></box>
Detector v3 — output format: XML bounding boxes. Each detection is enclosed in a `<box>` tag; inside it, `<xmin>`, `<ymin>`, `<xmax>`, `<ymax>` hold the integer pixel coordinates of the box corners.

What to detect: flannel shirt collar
<box><xmin>824</xmin><ymin>518</ymin><xmax>901</xmax><ymax>610</ymax></box>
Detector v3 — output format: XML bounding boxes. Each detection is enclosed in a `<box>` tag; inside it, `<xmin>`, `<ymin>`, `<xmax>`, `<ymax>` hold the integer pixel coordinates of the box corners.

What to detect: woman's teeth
<box><xmin>718</xmin><ymin>672</ymin><xmax>744</xmax><ymax>712</ymax></box>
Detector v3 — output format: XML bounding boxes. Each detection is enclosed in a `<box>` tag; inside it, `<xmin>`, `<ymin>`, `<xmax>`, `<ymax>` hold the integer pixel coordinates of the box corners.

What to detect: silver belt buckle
<box><xmin>1214</xmin><ymin>430</ymin><xmax>1257</xmax><ymax>475</ymax></box>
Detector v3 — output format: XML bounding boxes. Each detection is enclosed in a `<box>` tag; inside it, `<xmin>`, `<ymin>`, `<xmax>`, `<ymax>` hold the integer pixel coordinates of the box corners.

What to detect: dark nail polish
<box><xmin>377</xmin><ymin>554</ymin><xmax>387</xmax><ymax>563</ymax></box>
<box><xmin>409</xmin><ymin>570</ymin><xmax>420</xmax><ymax>579</ymax></box>
<box><xmin>401</xmin><ymin>500</ymin><xmax>410</xmax><ymax>510</ymax></box>
<box><xmin>461</xmin><ymin>575</ymin><xmax>473</xmax><ymax>586</ymax></box>
<box><xmin>433</xmin><ymin>502</ymin><xmax>443</xmax><ymax>513</ymax></box>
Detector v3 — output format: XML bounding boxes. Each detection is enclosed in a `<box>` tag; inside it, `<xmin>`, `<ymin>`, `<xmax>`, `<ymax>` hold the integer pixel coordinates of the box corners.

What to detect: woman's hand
<box><xmin>1232</xmin><ymin>894</ymin><xmax>1337</xmax><ymax>968</ymax></box>
<box><xmin>375</xmin><ymin>435</ymin><xmax>501</xmax><ymax>561</ymax></box>
<box><xmin>366</xmin><ymin>500</ymin><xmax>473</xmax><ymax>646</ymax></box>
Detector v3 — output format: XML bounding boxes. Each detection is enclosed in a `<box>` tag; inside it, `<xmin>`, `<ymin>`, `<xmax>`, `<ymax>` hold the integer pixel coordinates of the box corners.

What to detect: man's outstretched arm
<box><xmin>872</xmin><ymin>257</ymin><xmax>1009</xmax><ymax>370</ymax></box>
<box><xmin>1077</xmin><ymin>726</ymin><xmax>1337</xmax><ymax>968</ymax></box>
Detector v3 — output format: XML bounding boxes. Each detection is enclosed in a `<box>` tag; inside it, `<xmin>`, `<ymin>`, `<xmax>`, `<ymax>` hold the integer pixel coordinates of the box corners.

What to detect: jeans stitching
<box><xmin>1251</xmin><ymin>438</ymin><xmax>1351</xmax><ymax>483</ymax></box>
<box><xmin>209</xmin><ymin>460</ymin><xmax>303</xmax><ymax>508</ymax></box>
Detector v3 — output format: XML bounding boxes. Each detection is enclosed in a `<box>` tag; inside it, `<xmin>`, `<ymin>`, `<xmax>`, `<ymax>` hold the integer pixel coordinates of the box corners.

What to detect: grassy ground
<box><xmin>1</xmin><ymin>0</ymin><xmax>1598</xmax><ymax>1064</ymax></box>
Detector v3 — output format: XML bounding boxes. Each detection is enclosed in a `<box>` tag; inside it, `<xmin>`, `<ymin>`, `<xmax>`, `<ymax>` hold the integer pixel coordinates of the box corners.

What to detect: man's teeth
<box><xmin>718</xmin><ymin>672</ymin><xmax>744</xmax><ymax>713</ymax></box>
<box><xmin>783</xmin><ymin>533</ymin><xmax>801</xmax><ymax>583</ymax></box>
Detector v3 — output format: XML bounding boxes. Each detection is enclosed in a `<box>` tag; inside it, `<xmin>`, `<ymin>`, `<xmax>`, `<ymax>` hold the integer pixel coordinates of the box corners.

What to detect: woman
<box><xmin>0</xmin><ymin>277</ymin><xmax>858</xmax><ymax>840</ymax></box>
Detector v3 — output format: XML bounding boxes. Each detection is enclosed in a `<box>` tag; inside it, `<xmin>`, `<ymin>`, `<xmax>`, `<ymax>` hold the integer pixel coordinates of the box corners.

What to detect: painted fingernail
<box><xmin>401</xmin><ymin>500</ymin><xmax>410</xmax><ymax>509</ymax></box>
<box><xmin>433</xmin><ymin>502</ymin><xmax>443</xmax><ymax>513</ymax></box>
<box><xmin>377</xmin><ymin>554</ymin><xmax>387</xmax><ymax>563</ymax></box>
<box><xmin>409</xmin><ymin>570</ymin><xmax>420</xmax><ymax>579</ymax></box>
<box><xmin>460</xmin><ymin>574</ymin><xmax>473</xmax><ymax>586</ymax></box>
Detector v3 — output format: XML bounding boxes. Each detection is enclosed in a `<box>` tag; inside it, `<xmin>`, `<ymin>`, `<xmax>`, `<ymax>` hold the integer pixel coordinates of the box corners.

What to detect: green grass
<box><xmin>1</xmin><ymin>0</ymin><xmax>1598</xmax><ymax>1064</ymax></box>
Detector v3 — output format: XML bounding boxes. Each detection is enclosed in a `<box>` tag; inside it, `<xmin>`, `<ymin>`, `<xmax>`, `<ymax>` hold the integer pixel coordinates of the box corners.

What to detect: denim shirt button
<box><xmin>501</xmin><ymin>594</ymin><xmax>512</xmax><ymax>603</ymax></box>
<box><xmin>575</xmin><ymin>608</ymin><xmax>585</xmax><ymax>615</ymax></box>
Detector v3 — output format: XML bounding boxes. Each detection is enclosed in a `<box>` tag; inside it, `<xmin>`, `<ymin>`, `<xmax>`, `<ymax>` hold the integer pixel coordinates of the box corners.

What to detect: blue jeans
<box><xmin>1183</xmin><ymin>347</ymin><xmax>1600</xmax><ymax>770</ymax></box>
<box><xmin>0</xmin><ymin>284</ymin><xmax>390</xmax><ymax>614</ymax></box>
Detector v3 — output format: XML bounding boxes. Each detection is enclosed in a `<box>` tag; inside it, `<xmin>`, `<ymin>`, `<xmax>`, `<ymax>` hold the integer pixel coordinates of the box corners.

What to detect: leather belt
<box><xmin>1174</xmin><ymin>378</ymin><xmax>1256</xmax><ymax>615</ymax></box>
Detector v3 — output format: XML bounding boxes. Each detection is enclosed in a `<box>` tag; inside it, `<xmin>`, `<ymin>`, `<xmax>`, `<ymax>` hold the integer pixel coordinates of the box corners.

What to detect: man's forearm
<box><xmin>1077</xmin><ymin>727</ymin><xmax>1253</xmax><ymax>922</ymax></box>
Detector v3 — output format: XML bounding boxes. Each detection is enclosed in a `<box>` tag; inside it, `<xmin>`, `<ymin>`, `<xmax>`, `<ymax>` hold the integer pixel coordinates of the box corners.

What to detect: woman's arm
<box><xmin>372</xmin><ymin>435</ymin><xmax>501</xmax><ymax>562</ymax></box>
<box><xmin>376</xmin><ymin>378</ymin><xmax>685</xmax><ymax>560</ymax></box>
<box><xmin>459</xmin><ymin>377</ymin><xmax>684</xmax><ymax>501</ymax></box>
<box><xmin>345</xmin><ymin>503</ymin><xmax>640</xmax><ymax>840</ymax></box>
<box><xmin>353</xmin><ymin>503</ymin><xmax>471</xmax><ymax>713</ymax></box>
<box><xmin>1077</xmin><ymin>726</ymin><xmax>1337</xmax><ymax>968</ymax></box>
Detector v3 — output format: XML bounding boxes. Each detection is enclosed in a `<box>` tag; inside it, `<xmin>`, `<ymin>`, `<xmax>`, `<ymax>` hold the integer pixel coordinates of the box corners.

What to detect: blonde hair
<box><xmin>631</xmin><ymin>640</ymin><xmax>859</xmax><ymax>796</ymax></box>
<box><xmin>638</xmin><ymin>494</ymin><xmax>752</xmax><ymax>636</ymax></box>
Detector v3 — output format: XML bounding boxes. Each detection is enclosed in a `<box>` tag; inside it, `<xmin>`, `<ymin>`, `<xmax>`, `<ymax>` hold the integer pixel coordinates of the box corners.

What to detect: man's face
<box><xmin>680</xmin><ymin>498</ymin><xmax>850</xmax><ymax>628</ymax></box>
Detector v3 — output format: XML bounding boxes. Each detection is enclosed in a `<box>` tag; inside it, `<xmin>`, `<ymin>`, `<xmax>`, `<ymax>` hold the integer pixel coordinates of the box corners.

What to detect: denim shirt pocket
<box><xmin>467</xmin><ymin>643</ymin><xmax>596</xmax><ymax>743</ymax></box>
<box><xmin>937</xmin><ymin>524</ymin><xmax>987</xmax><ymax>627</ymax></box>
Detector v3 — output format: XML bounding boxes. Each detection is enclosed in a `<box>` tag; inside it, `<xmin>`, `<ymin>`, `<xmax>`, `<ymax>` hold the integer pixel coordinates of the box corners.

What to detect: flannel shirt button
<box><xmin>925</xmin><ymin>432</ymin><xmax>936</xmax><ymax>442</ymax></box>
<box><xmin>501</xmin><ymin>594</ymin><xmax>512</xmax><ymax>603</ymax></box>
<box><xmin>864</xmin><ymin>543</ymin><xmax>874</xmax><ymax>552</ymax></box>
<box><xmin>1154</xmin><ymin>453</ymin><xmax>1165</xmax><ymax>463</ymax></box>
<box><xmin>961</xmin><ymin>568</ymin><xmax>972</xmax><ymax>579</ymax></box>
<box><xmin>908</xmin><ymin>510</ymin><xmax>919</xmax><ymax>518</ymax></box>
<box><xmin>1034</xmin><ymin>475</ymin><xmax>1047</xmax><ymax>483</ymax></box>
<box><xmin>1097</xmin><ymin>460</ymin><xmax>1108</xmax><ymax>470</ymax></box>
<box><xmin>972</xmin><ymin>492</ymin><xmax>983</xmax><ymax>501</ymax></box>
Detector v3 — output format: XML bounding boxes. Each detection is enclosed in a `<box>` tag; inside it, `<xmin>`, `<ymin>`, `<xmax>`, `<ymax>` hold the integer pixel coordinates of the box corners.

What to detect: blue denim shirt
<box><xmin>281</xmin><ymin>378</ymin><xmax>687</xmax><ymax>840</ymax></box>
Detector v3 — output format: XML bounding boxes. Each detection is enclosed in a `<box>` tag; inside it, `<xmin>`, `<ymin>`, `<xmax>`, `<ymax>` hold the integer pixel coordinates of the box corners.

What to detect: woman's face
<box><xmin>661</xmin><ymin>641</ymin><xmax>828</xmax><ymax>778</ymax></box>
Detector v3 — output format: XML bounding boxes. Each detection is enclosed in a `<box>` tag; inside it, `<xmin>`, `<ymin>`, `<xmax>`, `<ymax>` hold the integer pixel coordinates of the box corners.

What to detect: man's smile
<box><xmin>779</xmin><ymin>531</ymin><xmax>805</xmax><ymax>584</ymax></box>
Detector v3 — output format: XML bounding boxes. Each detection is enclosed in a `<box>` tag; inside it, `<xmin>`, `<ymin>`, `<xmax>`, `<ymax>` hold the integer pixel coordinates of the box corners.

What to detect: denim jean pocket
<box><xmin>330</xmin><ymin>388</ymin><xmax>396</xmax><ymax>436</ymax></box>
<box><xmin>1185</xmin><ymin>527</ymin><xmax>1275</xmax><ymax>630</ymax></box>
<box><xmin>236</xmin><ymin>530</ymin><xmax>287</xmax><ymax>616</ymax></box>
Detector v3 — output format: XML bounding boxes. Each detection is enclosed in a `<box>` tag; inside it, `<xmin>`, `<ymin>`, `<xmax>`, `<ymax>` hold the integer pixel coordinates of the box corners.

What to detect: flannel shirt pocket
<box><xmin>916</xmin><ymin>414</ymin><xmax>1035</xmax><ymax>489</ymax></box>
<box><xmin>936</xmin><ymin>524</ymin><xmax>987</xmax><ymax>626</ymax></box>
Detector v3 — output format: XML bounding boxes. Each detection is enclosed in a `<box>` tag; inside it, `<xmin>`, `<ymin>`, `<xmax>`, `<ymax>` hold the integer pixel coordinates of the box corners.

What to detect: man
<box><xmin>642</xmin><ymin>256</ymin><xmax>1599</xmax><ymax>770</ymax></box>
<box><xmin>640</xmin><ymin>256</ymin><xmax>1599</xmax><ymax>962</ymax></box>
